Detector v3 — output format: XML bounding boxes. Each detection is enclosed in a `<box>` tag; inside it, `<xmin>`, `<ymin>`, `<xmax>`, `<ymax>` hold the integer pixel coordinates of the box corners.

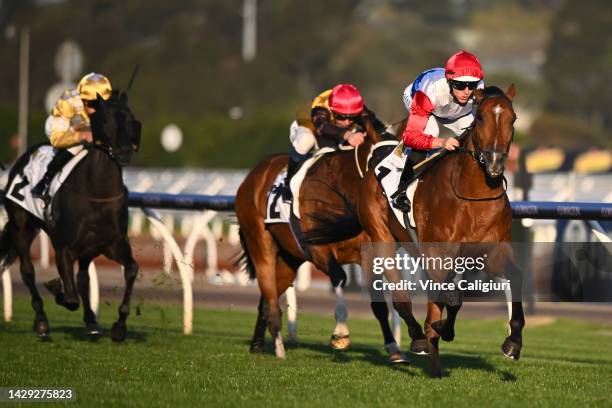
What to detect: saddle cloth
<box><xmin>5</xmin><ymin>145</ymin><xmax>88</xmax><ymax>221</ymax></box>
<box><xmin>374</xmin><ymin>143</ymin><xmax>418</xmax><ymax>229</ymax></box>
<box><xmin>264</xmin><ymin>147</ymin><xmax>335</xmax><ymax>224</ymax></box>
<box><xmin>264</xmin><ymin>170</ymin><xmax>291</xmax><ymax>224</ymax></box>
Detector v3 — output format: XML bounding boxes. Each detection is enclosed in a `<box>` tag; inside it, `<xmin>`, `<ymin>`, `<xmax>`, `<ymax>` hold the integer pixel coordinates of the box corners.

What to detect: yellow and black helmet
<box><xmin>77</xmin><ymin>72</ymin><xmax>112</xmax><ymax>101</ymax></box>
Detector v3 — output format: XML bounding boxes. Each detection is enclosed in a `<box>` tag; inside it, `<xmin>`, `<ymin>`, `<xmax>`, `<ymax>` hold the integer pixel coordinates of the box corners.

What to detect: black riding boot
<box><xmin>390</xmin><ymin>150</ymin><xmax>427</xmax><ymax>213</ymax></box>
<box><xmin>282</xmin><ymin>149</ymin><xmax>307</xmax><ymax>202</ymax></box>
<box><xmin>31</xmin><ymin>149</ymin><xmax>74</xmax><ymax>204</ymax></box>
<box><xmin>390</xmin><ymin>165</ymin><xmax>415</xmax><ymax>212</ymax></box>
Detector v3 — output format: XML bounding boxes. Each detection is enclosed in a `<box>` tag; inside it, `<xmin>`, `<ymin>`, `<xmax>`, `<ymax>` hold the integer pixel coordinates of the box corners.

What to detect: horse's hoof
<box><xmin>330</xmin><ymin>334</ymin><xmax>351</xmax><ymax>351</ymax></box>
<box><xmin>33</xmin><ymin>319</ymin><xmax>50</xmax><ymax>337</ymax></box>
<box><xmin>86</xmin><ymin>322</ymin><xmax>102</xmax><ymax>337</ymax></box>
<box><xmin>502</xmin><ymin>336</ymin><xmax>522</xmax><ymax>360</ymax></box>
<box><xmin>110</xmin><ymin>322</ymin><xmax>127</xmax><ymax>342</ymax></box>
<box><xmin>431</xmin><ymin>319</ymin><xmax>455</xmax><ymax>342</ymax></box>
<box><xmin>431</xmin><ymin>370</ymin><xmax>442</xmax><ymax>379</ymax></box>
<box><xmin>384</xmin><ymin>342</ymin><xmax>410</xmax><ymax>365</ymax></box>
<box><xmin>43</xmin><ymin>278</ymin><xmax>63</xmax><ymax>296</ymax></box>
<box><xmin>409</xmin><ymin>338</ymin><xmax>430</xmax><ymax>355</ymax></box>
<box><xmin>249</xmin><ymin>342</ymin><xmax>265</xmax><ymax>354</ymax></box>
<box><xmin>64</xmin><ymin>300</ymin><xmax>80</xmax><ymax>311</ymax></box>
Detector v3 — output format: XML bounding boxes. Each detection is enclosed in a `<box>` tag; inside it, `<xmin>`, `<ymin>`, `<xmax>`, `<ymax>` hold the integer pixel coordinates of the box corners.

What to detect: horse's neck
<box><xmin>78</xmin><ymin>149</ymin><xmax>123</xmax><ymax>195</ymax></box>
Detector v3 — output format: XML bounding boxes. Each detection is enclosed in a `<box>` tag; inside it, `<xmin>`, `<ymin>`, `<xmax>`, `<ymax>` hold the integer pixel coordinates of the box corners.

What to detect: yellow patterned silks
<box><xmin>310</xmin><ymin>89</ymin><xmax>332</xmax><ymax>112</ymax></box>
<box><xmin>46</xmin><ymin>88</ymin><xmax>90</xmax><ymax>148</ymax></box>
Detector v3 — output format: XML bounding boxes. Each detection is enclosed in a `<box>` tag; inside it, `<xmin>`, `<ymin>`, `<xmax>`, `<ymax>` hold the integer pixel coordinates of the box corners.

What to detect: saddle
<box><xmin>5</xmin><ymin>145</ymin><xmax>88</xmax><ymax>222</ymax></box>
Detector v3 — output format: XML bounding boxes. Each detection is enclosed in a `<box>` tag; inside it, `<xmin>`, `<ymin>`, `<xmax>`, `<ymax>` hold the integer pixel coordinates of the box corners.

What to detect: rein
<box><xmin>450</xmin><ymin>158</ymin><xmax>507</xmax><ymax>201</ymax></box>
<box><xmin>354</xmin><ymin>139</ymin><xmax>399</xmax><ymax>179</ymax></box>
<box><xmin>354</xmin><ymin>145</ymin><xmax>364</xmax><ymax>179</ymax></box>
<box><xmin>92</xmin><ymin>141</ymin><xmax>120</xmax><ymax>163</ymax></box>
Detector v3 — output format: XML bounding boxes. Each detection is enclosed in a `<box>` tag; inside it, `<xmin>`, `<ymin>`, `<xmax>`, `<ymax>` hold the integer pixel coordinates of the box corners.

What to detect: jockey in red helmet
<box><xmin>391</xmin><ymin>50</ymin><xmax>485</xmax><ymax>212</ymax></box>
<box><xmin>283</xmin><ymin>83</ymin><xmax>385</xmax><ymax>201</ymax></box>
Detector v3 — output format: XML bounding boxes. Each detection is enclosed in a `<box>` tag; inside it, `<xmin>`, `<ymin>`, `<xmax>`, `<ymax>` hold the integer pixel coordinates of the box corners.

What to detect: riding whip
<box><xmin>126</xmin><ymin>64</ymin><xmax>140</xmax><ymax>92</ymax></box>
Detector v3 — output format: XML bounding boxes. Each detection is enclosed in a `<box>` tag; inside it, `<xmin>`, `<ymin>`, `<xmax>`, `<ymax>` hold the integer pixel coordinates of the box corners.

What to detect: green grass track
<box><xmin>1</xmin><ymin>297</ymin><xmax>611</xmax><ymax>407</ymax></box>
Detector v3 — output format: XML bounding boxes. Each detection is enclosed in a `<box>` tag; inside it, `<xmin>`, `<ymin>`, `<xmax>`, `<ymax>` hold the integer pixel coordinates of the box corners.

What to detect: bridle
<box><xmin>458</xmin><ymin>93</ymin><xmax>514</xmax><ymax>168</ymax></box>
<box><xmin>452</xmin><ymin>92</ymin><xmax>515</xmax><ymax>201</ymax></box>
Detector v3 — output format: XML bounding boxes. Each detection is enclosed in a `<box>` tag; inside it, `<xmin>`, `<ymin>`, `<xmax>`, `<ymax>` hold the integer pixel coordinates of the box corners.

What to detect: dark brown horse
<box><xmin>236</xmin><ymin>116</ymin><xmax>410</xmax><ymax>361</ymax></box>
<box><xmin>358</xmin><ymin>85</ymin><xmax>524</xmax><ymax>377</ymax></box>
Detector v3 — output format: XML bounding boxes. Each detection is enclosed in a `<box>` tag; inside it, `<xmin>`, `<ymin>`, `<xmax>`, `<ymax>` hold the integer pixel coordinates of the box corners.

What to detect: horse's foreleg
<box><xmin>105</xmin><ymin>238</ymin><xmax>139</xmax><ymax>342</ymax></box>
<box><xmin>76</xmin><ymin>258</ymin><xmax>100</xmax><ymax>336</ymax></box>
<box><xmin>317</xmin><ymin>253</ymin><xmax>350</xmax><ymax>350</ymax></box>
<box><xmin>362</xmin><ymin>244</ymin><xmax>410</xmax><ymax>362</ymax></box>
<box><xmin>50</xmin><ymin>247</ymin><xmax>79</xmax><ymax>311</ymax></box>
<box><xmin>502</xmin><ymin>262</ymin><xmax>525</xmax><ymax>360</ymax></box>
<box><xmin>431</xmin><ymin>288</ymin><xmax>462</xmax><ymax>342</ymax></box>
<box><xmin>392</xmin><ymin>300</ymin><xmax>428</xmax><ymax>355</ymax></box>
<box><xmin>425</xmin><ymin>300</ymin><xmax>443</xmax><ymax>378</ymax></box>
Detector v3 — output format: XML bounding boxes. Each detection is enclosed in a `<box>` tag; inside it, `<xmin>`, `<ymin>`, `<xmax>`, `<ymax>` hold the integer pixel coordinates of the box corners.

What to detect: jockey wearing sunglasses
<box><xmin>282</xmin><ymin>83</ymin><xmax>386</xmax><ymax>201</ymax></box>
<box><xmin>390</xmin><ymin>50</ymin><xmax>484</xmax><ymax>212</ymax></box>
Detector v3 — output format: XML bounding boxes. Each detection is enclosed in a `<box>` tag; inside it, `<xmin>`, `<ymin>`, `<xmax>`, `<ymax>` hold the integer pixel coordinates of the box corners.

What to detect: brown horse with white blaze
<box><xmin>358</xmin><ymin>85</ymin><xmax>524</xmax><ymax>377</ymax></box>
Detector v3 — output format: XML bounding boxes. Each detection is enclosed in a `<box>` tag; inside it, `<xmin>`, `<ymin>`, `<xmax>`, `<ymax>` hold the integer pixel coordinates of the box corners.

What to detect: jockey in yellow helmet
<box><xmin>31</xmin><ymin>72</ymin><xmax>112</xmax><ymax>202</ymax></box>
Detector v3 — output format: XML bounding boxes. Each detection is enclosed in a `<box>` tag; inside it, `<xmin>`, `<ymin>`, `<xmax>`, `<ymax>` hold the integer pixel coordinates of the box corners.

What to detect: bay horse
<box><xmin>358</xmin><ymin>85</ymin><xmax>524</xmax><ymax>377</ymax></box>
<box><xmin>236</xmin><ymin>114</ymin><xmax>413</xmax><ymax>362</ymax></box>
<box><xmin>0</xmin><ymin>90</ymin><xmax>141</xmax><ymax>341</ymax></box>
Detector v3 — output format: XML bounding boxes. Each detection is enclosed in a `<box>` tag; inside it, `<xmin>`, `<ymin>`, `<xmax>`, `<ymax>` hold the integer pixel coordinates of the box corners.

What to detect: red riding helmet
<box><xmin>445</xmin><ymin>50</ymin><xmax>484</xmax><ymax>82</ymax></box>
<box><xmin>329</xmin><ymin>84</ymin><xmax>364</xmax><ymax>116</ymax></box>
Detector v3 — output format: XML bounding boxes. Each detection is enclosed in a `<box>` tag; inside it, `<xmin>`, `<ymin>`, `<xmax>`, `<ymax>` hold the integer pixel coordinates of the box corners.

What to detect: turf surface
<box><xmin>1</xmin><ymin>297</ymin><xmax>611</xmax><ymax>407</ymax></box>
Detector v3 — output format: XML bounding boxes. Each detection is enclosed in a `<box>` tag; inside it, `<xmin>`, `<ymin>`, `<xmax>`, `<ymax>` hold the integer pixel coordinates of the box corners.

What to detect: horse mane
<box><xmin>483</xmin><ymin>85</ymin><xmax>506</xmax><ymax>97</ymax></box>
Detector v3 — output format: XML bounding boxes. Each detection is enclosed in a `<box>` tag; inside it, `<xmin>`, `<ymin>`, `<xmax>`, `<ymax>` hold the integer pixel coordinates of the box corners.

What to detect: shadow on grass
<box><xmin>408</xmin><ymin>352</ymin><xmax>517</xmax><ymax>380</ymax></box>
<box><xmin>45</xmin><ymin>325</ymin><xmax>148</xmax><ymax>343</ymax></box>
<box><xmin>463</xmin><ymin>348</ymin><xmax>612</xmax><ymax>368</ymax></box>
<box><xmin>245</xmin><ymin>337</ymin><xmax>517</xmax><ymax>380</ymax></box>
<box><xmin>247</xmin><ymin>339</ymin><xmax>415</xmax><ymax>375</ymax></box>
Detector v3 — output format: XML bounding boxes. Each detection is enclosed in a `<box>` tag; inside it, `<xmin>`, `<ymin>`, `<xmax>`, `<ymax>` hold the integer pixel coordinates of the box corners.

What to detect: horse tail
<box><xmin>0</xmin><ymin>220</ymin><xmax>17</xmax><ymax>269</ymax></box>
<box><xmin>235</xmin><ymin>229</ymin><xmax>256</xmax><ymax>280</ymax></box>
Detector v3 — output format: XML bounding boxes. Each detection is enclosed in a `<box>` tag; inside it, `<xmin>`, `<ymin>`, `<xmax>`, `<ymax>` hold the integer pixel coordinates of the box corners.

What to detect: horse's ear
<box><xmin>506</xmin><ymin>84</ymin><xmax>516</xmax><ymax>101</ymax></box>
<box><xmin>120</xmin><ymin>92</ymin><xmax>128</xmax><ymax>106</ymax></box>
<box><xmin>473</xmin><ymin>89</ymin><xmax>486</xmax><ymax>104</ymax></box>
